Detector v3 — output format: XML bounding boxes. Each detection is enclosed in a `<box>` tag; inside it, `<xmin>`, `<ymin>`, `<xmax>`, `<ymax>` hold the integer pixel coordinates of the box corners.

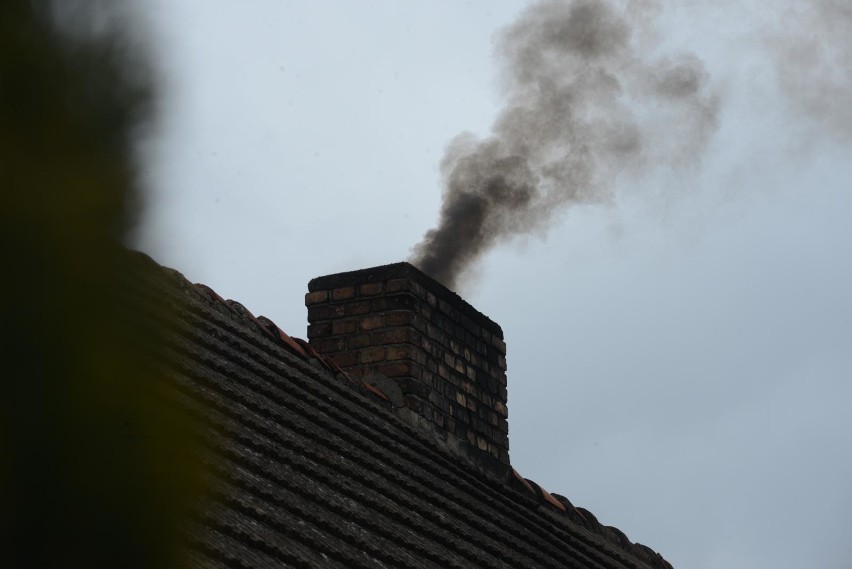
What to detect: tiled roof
<box><xmin>126</xmin><ymin>251</ymin><xmax>673</xmax><ymax>569</ymax></box>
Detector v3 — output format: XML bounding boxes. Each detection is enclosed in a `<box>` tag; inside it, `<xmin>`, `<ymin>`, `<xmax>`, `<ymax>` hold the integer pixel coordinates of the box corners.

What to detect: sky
<box><xmin>135</xmin><ymin>2</ymin><xmax>852</xmax><ymax>568</ymax></box>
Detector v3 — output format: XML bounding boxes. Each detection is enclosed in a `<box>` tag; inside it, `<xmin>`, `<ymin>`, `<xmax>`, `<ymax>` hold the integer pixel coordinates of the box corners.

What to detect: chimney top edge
<box><xmin>308</xmin><ymin>262</ymin><xmax>502</xmax><ymax>338</ymax></box>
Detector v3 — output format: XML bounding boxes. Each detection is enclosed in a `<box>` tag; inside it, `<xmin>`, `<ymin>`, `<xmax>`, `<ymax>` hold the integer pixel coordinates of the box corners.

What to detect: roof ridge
<box><xmin>510</xmin><ymin>469</ymin><xmax>673</xmax><ymax>569</ymax></box>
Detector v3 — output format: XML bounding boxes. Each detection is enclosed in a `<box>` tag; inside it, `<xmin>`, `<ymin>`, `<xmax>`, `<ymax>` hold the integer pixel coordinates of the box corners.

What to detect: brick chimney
<box><xmin>306</xmin><ymin>263</ymin><xmax>509</xmax><ymax>479</ymax></box>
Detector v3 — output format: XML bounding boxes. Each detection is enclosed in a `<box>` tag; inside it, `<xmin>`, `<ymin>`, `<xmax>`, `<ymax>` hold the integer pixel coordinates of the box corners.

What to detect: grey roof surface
<box><xmin>126</xmin><ymin>251</ymin><xmax>673</xmax><ymax>569</ymax></box>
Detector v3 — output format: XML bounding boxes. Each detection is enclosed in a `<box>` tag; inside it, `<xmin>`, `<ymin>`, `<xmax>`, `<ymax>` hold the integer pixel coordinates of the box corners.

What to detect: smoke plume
<box><xmin>771</xmin><ymin>0</ymin><xmax>852</xmax><ymax>140</ymax></box>
<box><xmin>410</xmin><ymin>0</ymin><xmax>719</xmax><ymax>289</ymax></box>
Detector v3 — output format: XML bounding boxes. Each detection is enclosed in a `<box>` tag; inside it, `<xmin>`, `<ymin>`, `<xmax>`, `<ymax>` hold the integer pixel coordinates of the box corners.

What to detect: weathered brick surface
<box><xmin>307</xmin><ymin>262</ymin><xmax>509</xmax><ymax>478</ymax></box>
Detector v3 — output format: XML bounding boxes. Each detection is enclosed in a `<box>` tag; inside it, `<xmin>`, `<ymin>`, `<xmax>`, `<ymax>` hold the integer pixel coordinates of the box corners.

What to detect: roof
<box><xmin>127</xmin><ymin>250</ymin><xmax>673</xmax><ymax>569</ymax></box>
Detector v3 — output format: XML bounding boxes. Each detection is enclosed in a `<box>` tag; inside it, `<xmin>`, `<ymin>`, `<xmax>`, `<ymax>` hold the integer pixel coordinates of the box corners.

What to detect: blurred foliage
<box><xmin>1</xmin><ymin>1</ymin><xmax>201</xmax><ymax>567</ymax></box>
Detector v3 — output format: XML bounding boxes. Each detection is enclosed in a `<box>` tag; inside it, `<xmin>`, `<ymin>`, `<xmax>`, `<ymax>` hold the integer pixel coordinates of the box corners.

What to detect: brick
<box><xmin>386</xmin><ymin>345</ymin><xmax>411</xmax><ymax>361</ymax></box>
<box><xmin>344</xmin><ymin>300</ymin><xmax>372</xmax><ymax>316</ymax></box>
<box><xmin>445</xmin><ymin>417</ymin><xmax>456</xmax><ymax>433</ymax></box>
<box><xmin>386</xmin><ymin>278</ymin><xmax>411</xmax><ymax>293</ymax></box>
<box><xmin>346</xmin><ymin>365</ymin><xmax>366</xmax><ymax>378</ymax></box>
<box><xmin>432</xmin><ymin>412</ymin><xmax>445</xmax><ymax>429</ymax></box>
<box><xmin>409</xmin><ymin>348</ymin><xmax>427</xmax><ymax>366</ymax></box>
<box><xmin>332</xmin><ymin>286</ymin><xmax>356</xmax><ymax>301</ymax></box>
<box><xmin>385</xmin><ymin>311</ymin><xmax>414</xmax><ymax>327</ymax></box>
<box><xmin>499</xmin><ymin>448</ymin><xmax>510</xmax><ymax>464</ymax></box>
<box><xmin>373</xmin><ymin>294</ymin><xmax>416</xmax><ymax>311</ymax></box>
<box><xmin>305</xmin><ymin>290</ymin><xmax>328</xmax><ymax>306</ymax></box>
<box><xmin>426</xmin><ymin>292</ymin><xmax>437</xmax><ymax>307</ymax></box>
<box><xmin>360</xmin><ymin>346</ymin><xmax>386</xmax><ymax>364</ymax></box>
<box><xmin>359</xmin><ymin>315</ymin><xmax>384</xmax><ymax>331</ymax></box>
<box><xmin>330</xmin><ymin>351</ymin><xmax>358</xmax><ymax>367</ymax></box>
<box><xmin>420</xmin><ymin>371</ymin><xmax>437</xmax><ymax>390</ymax></box>
<box><xmin>331</xmin><ymin>319</ymin><xmax>357</xmax><ymax>335</ymax></box>
<box><xmin>495</xmin><ymin>400</ymin><xmax>507</xmax><ymax>417</ymax></box>
<box><xmin>307</xmin><ymin>305</ymin><xmax>335</xmax><ymax>322</ymax></box>
<box><xmin>317</xmin><ymin>338</ymin><xmax>346</xmax><ymax>353</ymax></box>
<box><xmin>460</xmin><ymin>313</ymin><xmax>479</xmax><ymax>334</ymax></box>
<box><xmin>376</xmin><ymin>361</ymin><xmax>415</xmax><ymax>378</ymax></box>
<box><xmin>427</xmin><ymin>389</ymin><xmax>444</xmax><ymax>406</ymax></box>
<box><xmin>488</xmin><ymin>443</ymin><xmax>499</xmax><ymax>459</ymax></box>
<box><xmin>347</xmin><ymin>333</ymin><xmax>371</xmax><ymax>349</ymax></box>
<box><xmin>359</xmin><ymin>282</ymin><xmax>383</xmax><ymax>296</ymax></box>
<box><xmin>411</xmin><ymin>282</ymin><xmax>426</xmax><ymax>298</ymax></box>
<box><xmin>372</xmin><ymin>327</ymin><xmax>417</xmax><ymax>345</ymax></box>
<box><xmin>449</xmin><ymin>339</ymin><xmax>461</xmax><ymax>356</ymax></box>
<box><xmin>307</xmin><ymin>321</ymin><xmax>331</xmax><ymax>339</ymax></box>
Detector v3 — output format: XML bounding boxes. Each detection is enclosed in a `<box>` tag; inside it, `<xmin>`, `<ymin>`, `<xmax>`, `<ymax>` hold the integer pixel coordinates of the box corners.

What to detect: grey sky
<box><xmin>137</xmin><ymin>2</ymin><xmax>852</xmax><ymax>567</ymax></box>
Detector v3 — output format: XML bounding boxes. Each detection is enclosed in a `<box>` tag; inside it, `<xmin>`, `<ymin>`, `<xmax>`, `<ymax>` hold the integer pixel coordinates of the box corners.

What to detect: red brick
<box><xmin>359</xmin><ymin>315</ymin><xmax>384</xmax><ymax>331</ymax></box>
<box><xmin>332</xmin><ymin>286</ymin><xmax>356</xmax><ymax>301</ymax></box>
<box><xmin>359</xmin><ymin>282</ymin><xmax>383</xmax><ymax>296</ymax></box>
<box><xmin>331</xmin><ymin>319</ymin><xmax>357</xmax><ymax>335</ymax></box>
<box><xmin>305</xmin><ymin>290</ymin><xmax>328</xmax><ymax>306</ymax></box>
<box><xmin>360</xmin><ymin>347</ymin><xmax>386</xmax><ymax>364</ymax></box>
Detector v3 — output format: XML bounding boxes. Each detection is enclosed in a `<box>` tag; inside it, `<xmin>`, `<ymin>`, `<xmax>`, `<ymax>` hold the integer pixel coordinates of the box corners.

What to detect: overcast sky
<box><xmin>135</xmin><ymin>2</ymin><xmax>852</xmax><ymax>567</ymax></box>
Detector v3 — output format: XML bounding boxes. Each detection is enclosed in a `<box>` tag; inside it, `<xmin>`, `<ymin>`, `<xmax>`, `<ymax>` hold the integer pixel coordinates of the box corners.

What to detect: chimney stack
<box><xmin>306</xmin><ymin>263</ymin><xmax>509</xmax><ymax>478</ymax></box>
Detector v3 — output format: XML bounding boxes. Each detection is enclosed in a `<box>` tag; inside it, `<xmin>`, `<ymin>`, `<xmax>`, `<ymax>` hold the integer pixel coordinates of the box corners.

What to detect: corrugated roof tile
<box><xmin>126</xmin><ymin>252</ymin><xmax>674</xmax><ymax>569</ymax></box>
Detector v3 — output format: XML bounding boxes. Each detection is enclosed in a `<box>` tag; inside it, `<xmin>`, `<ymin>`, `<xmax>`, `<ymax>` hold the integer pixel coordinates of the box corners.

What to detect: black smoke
<box><xmin>410</xmin><ymin>0</ymin><xmax>719</xmax><ymax>289</ymax></box>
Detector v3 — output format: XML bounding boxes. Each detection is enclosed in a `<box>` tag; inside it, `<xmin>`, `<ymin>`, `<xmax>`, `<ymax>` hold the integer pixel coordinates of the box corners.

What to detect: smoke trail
<box><xmin>771</xmin><ymin>0</ymin><xmax>852</xmax><ymax>140</ymax></box>
<box><xmin>410</xmin><ymin>0</ymin><xmax>719</xmax><ymax>289</ymax></box>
